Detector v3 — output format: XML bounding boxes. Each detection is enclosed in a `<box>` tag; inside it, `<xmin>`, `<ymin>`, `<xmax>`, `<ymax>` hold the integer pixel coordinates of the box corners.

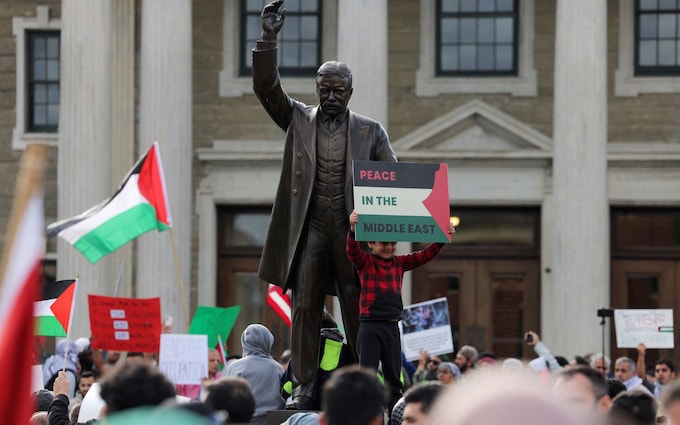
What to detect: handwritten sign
<box><xmin>353</xmin><ymin>161</ymin><xmax>450</xmax><ymax>243</ymax></box>
<box><xmin>188</xmin><ymin>305</ymin><xmax>240</xmax><ymax>349</ymax></box>
<box><xmin>614</xmin><ymin>309</ymin><xmax>674</xmax><ymax>348</ymax></box>
<box><xmin>400</xmin><ymin>297</ymin><xmax>454</xmax><ymax>361</ymax></box>
<box><xmin>159</xmin><ymin>334</ymin><xmax>208</xmax><ymax>385</ymax></box>
<box><xmin>88</xmin><ymin>295</ymin><xmax>162</xmax><ymax>352</ymax></box>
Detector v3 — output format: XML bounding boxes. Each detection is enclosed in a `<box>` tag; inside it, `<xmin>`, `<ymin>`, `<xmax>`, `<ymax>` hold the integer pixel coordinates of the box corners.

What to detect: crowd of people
<box><xmin>28</xmin><ymin>324</ymin><xmax>680</xmax><ymax>425</ymax></box>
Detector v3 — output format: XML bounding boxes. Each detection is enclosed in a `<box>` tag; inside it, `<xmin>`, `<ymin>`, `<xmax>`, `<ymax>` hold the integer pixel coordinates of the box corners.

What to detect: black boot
<box><xmin>285</xmin><ymin>382</ymin><xmax>318</xmax><ymax>410</ymax></box>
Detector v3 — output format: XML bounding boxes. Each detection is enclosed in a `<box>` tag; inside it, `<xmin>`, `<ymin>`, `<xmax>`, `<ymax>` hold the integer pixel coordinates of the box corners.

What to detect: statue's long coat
<box><xmin>253</xmin><ymin>47</ymin><xmax>397</xmax><ymax>292</ymax></box>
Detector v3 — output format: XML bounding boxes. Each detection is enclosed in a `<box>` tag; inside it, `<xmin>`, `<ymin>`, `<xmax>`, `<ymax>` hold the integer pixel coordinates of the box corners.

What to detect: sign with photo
<box><xmin>400</xmin><ymin>297</ymin><xmax>454</xmax><ymax>361</ymax></box>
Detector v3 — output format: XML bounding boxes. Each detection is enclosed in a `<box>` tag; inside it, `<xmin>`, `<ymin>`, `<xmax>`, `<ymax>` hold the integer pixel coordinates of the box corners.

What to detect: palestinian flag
<box><xmin>352</xmin><ymin>160</ymin><xmax>451</xmax><ymax>243</ymax></box>
<box><xmin>0</xmin><ymin>144</ymin><xmax>46</xmax><ymax>425</ymax></box>
<box><xmin>34</xmin><ymin>279</ymin><xmax>77</xmax><ymax>337</ymax></box>
<box><xmin>47</xmin><ymin>142</ymin><xmax>172</xmax><ymax>264</ymax></box>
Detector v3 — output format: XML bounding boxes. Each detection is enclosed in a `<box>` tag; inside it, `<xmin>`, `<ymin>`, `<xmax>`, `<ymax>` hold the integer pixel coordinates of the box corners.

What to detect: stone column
<box><xmin>109</xmin><ymin>0</ymin><xmax>136</xmax><ymax>298</ymax></box>
<box><xmin>337</xmin><ymin>0</ymin><xmax>388</xmax><ymax>126</ymax></box>
<box><xmin>336</xmin><ymin>0</ymin><xmax>391</xmax><ymax>326</ymax></box>
<box><xmin>58</xmin><ymin>0</ymin><xmax>114</xmax><ymax>339</ymax></box>
<box><xmin>549</xmin><ymin>0</ymin><xmax>609</xmax><ymax>356</ymax></box>
<box><xmin>138</xmin><ymin>0</ymin><xmax>193</xmax><ymax>331</ymax></box>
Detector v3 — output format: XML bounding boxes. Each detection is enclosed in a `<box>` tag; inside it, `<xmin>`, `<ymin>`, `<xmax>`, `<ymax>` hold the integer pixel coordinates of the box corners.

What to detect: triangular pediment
<box><xmin>392</xmin><ymin>100</ymin><xmax>552</xmax><ymax>157</ymax></box>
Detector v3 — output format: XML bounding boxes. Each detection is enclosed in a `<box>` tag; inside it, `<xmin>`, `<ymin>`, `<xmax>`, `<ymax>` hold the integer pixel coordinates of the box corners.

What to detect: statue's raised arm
<box><xmin>261</xmin><ymin>0</ymin><xmax>286</xmax><ymax>41</ymax></box>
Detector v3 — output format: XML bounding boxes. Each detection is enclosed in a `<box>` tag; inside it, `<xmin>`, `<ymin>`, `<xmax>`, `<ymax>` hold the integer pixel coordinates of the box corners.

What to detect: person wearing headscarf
<box><xmin>43</xmin><ymin>339</ymin><xmax>79</xmax><ymax>399</ymax></box>
<box><xmin>437</xmin><ymin>362</ymin><xmax>461</xmax><ymax>385</ymax></box>
<box><xmin>225</xmin><ymin>324</ymin><xmax>284</xmax><ymax>425</ymax></box>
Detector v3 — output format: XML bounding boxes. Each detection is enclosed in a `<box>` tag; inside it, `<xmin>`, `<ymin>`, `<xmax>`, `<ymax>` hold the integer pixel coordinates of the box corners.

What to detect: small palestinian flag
<box><xmin>34</xmin><ymin>279</ymin><xmax>77</xmax><ymax>337</ymax></box>
<box><xmin>47</xmin><ymin>142</ymin><xmax>172</xmax><ymax>264</ymax></box>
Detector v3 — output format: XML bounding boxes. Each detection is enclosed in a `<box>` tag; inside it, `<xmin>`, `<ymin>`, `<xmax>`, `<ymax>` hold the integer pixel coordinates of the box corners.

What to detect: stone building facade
<box><xmin>2</xmin><ymin>0</ymin><xmax>680</xmax><ymax>362</ymax></box>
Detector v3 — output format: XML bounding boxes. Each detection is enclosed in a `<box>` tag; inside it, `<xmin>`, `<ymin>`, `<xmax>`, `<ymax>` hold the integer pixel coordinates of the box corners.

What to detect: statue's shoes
<box><xmin>285</xmin><ymin>396</ymin><xmax>316</xmax><ymax>410</ymax></box>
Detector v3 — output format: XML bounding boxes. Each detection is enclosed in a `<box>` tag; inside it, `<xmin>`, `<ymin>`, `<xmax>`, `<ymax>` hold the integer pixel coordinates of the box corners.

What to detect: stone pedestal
<box><xmin>266</xmin><ymin>410</ymin><xmax>318</xmax><ymax>425</ymax></box>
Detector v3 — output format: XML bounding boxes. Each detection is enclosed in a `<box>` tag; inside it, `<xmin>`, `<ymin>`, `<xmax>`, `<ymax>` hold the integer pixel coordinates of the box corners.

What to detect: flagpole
<box><xmin>168</xmin><ymin>227</ymin><xmax>190</xmax><ymax>328</ymax></box>
<box><xmin>113</xmin><ymin>262</ymin><xmax>124</xmax><ymax>297</ymax></box>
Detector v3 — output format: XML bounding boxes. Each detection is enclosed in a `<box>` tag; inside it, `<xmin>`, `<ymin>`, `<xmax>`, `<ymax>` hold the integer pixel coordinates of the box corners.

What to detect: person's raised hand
<box><xmin>525</xmin><ymin>330</ymin><xmax>540</xmax><ymax>346</ymax></box>
<box><xmin>54</xmin><ymin>371</ymin><xmax>70</xmax><ymax>396</ymax></box>
<box><xmin>417</xmin><ymin>349</ymin><xmax>430</xmax><ymax>369</ymax></box>
<box><xmin>261</xmin><ymin>0</ymin><xmax>286</xmax><ymax>40</ymax></box>
<box><xmin>349</xmin><ymin>210</ymin><xmax>359</xmax><ymax>232</ymax></box>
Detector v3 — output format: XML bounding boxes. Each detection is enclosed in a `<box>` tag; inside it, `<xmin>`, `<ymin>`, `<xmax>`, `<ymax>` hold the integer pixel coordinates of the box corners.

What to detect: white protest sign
<box><xmin>78</xmin><ymin>383</ymin><xmax>105</xmax><ymax>423</ymax></box>
<box><xmin>400</xmin><ymin>297</ymin><xmax>454</xmax><ymax>361</ymax></box>
<box><xmin>614</xmin><ymin>309</ymin><xmax>674</xmax><ymax>349</ymax></box>
<box><xmin>31</xmin><ymin>364</ymin><xmax>44</xmax><ymax>392</ymax></box>
<box><xmin>159</xmin><ymin>334</ymin><xmax>208</xmax><ymax>385</ymax></box>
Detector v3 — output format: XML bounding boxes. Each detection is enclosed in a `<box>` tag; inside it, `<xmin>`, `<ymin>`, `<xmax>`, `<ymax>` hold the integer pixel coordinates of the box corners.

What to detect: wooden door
<box><xmin>412</xmin><ymin>259</ymin><xmax>539</xmax><ymax>359</ymax></box>
<box><xmin>610</xmin><ymin>260</ymin><xmax>680</xmax><ymax>365</ymax></box>
<box><xmin>217</xmin><ymin>257</ymin><xmax>291</xmax><ymax>359</ymax></box>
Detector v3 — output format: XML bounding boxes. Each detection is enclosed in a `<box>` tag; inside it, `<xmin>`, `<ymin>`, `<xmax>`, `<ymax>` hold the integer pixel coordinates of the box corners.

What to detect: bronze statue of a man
<box><xmin>253</xmin><ymin>0</ymin><xmax>397</xmax><ymax>409</ymax></box>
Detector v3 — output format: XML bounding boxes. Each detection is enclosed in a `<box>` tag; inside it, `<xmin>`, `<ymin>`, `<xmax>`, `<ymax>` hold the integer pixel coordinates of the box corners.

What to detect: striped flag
<box><xmin>0</xmin><ymin>144</ymin><xmax>46</xmax><ymax>425</ymax></box>
<box><xmin>267</xmin><ymin>284</ymin><xmax>291</xmax><ymax>327</ymax></box>
<box><xmin>34</xmin><ymin>279</ymin><xmax>77</xmax><ymax>337</ymax></box>
<box><xmin>47</xmin><ymin>142</ymin><xmax>172</xmax><ymax>263</ymax></box>
<box><xmin>216</xmin><ymin>336</ymin><xmax>228</xmax><ymax>368</ymax></box>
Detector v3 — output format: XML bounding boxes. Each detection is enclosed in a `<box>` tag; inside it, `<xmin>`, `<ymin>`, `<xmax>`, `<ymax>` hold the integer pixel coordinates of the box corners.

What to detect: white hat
<box><xmin>74</xmin><ymin>337</ymin><xmax>91</xmax><ymax>353</ymax></box>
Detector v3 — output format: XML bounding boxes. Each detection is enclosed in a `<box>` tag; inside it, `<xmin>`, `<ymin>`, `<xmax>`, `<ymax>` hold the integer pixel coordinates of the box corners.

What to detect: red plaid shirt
<box><xmin>346</xmin><ymin>232</ymin><xmax>445</xmax><ymax>321</ymax></box>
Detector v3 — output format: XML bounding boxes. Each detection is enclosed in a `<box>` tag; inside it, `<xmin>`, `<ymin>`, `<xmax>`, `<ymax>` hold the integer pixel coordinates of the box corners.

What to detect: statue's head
<box><xmin>316</xmin><ymin>61</ymin><xmax>353</xmax><ymax>117</ymax></box>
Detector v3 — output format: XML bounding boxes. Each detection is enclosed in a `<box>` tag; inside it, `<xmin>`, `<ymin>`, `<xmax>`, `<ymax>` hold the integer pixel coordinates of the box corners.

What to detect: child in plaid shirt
<box><xmin>346</xmin><ymin>209</ymin><xmax>455</xmax><ymax>413</ymax></box>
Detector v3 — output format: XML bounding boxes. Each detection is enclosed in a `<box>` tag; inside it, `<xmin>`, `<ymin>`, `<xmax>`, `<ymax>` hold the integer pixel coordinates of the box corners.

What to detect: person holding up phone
<box><xmin>525</xmin><ymin>330</ymin><xmax>563</xmax><ymax>372</ymax></box>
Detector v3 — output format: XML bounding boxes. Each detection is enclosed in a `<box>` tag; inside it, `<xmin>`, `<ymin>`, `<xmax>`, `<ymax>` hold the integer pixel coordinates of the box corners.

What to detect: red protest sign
<box><xmin>88</xmin><ymin>295</ymin><xmax>162</xmax><ymax>353</ymax></box>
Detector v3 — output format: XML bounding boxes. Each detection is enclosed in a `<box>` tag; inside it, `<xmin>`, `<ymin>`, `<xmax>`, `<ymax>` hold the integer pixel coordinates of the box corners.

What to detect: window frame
<box><xmin>12</xmin><ymin>6</ymin><xmax>61</xmax><ymax>149</ymax></box>
<box><xmin>220</xmin><ymin>0</ymin><xmax>337</xmax><ymax>97</ymax></box>
<box><xmin>26</xmin><ymin>30</ymin><xmax>61</xmax><ymax>133</ymax></box>
<box><xmin>615</xmin><ymin>0</ymin><xmax>680</xmax><ymax>96</ymax></box>
<box><xmin>238</xmin><ymin>0</ymin><xmax>322</xmax><ymax>78</ymax></box>
<box><xmin>416</xmin><ymin>0</ymin><xmax>536</xmax><ymax>97</ymax></box>
<box><xmin>435</xmin><ymin>0</ymin><xmax>519</xmax><ymax>77</ymax></box>
<box><xmin>633</xmin><ymin>0</ymin><xmax>680</xmax><ymax>77</ymax></box>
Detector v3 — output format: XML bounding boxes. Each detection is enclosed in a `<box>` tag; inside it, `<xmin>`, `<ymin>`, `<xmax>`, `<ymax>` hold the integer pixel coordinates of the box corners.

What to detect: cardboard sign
<box><xmin>159</xmin><ymin>334</ymin><xmax>208</xmax><ymax>385</ymax></box>
<box><xmin>88</xmin><ymin>295</ymin><xmax>162</xmax><ymax>352</ymax></box>
<box><xmin>400</xmin><ymin>297</ymin><xmax>454</xmax><ymax>361</ymax></box>
<box><xmin>188</xmin><ymin>305</ymin><xmax>240</xmax><ymax>349</ymax></box>
<box><xmin>614</xmin><ymin>309</ymin><xmax>674</xmax><ymax>348</ymax></box>
<box><xmin>353</xmin><ymin>161</ymin><xmax>450</xmax><ymax>242</ymax></box>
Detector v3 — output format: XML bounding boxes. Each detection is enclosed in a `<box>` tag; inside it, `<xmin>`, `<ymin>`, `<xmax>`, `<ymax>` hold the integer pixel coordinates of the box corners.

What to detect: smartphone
<box><xmin>525</xmin><ymin>333</ymin><xmax>533</xmax><ymax>343</ymax></box>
